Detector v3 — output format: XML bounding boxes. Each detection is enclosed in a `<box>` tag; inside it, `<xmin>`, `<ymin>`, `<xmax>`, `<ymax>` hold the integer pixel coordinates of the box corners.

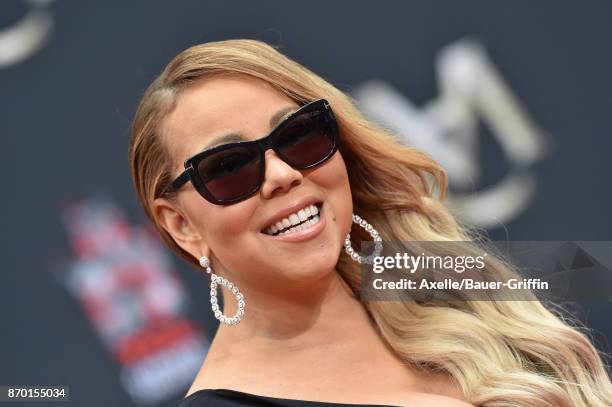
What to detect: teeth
<box><xmin>289</xmin><ymin>213</ymin><xmax>300</xmax><ymax>226</ymax></box>
<box><xmin>263</xmin><ymin>203</ymin><xmax>322</xmax><ymax>236</ymax></box>
<box><xmin>310</xmin><ymin>204</ymin><xmax>319</xmax><ymax>215</ymax></box>
<box><xmin>298</xmin><ymin>209</ymin><xmax>308</xmax><ymax>222</ymax></box>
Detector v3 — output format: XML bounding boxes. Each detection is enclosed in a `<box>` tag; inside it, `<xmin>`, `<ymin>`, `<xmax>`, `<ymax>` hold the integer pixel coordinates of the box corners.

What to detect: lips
<box><xmin>260</xmin><ymin>199</ymin><xmax>323</xmax><ymax>236</ymax></box>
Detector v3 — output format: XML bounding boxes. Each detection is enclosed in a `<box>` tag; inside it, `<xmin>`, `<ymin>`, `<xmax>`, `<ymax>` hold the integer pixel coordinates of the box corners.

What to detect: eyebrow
<box><xmin>199</xmin><ymin>105</ymin><xmax>298</xmax><ymax>152</ymax></box>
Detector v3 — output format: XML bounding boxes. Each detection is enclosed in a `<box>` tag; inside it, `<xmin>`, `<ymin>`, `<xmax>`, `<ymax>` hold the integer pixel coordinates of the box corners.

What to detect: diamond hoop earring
<box><xmin>199</xmin><ymin>256</ymin><xmax>245</xmax><ymax>326</ymax></box>
<box><xmin>344</xmin><ymin>214</ymin><xmax>383</xmax><ymax>264</ymax></box>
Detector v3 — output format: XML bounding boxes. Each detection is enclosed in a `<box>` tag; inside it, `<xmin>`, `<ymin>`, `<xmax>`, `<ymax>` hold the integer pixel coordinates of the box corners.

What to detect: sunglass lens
<box><xmin>275</xmin><ymin>110</ymin><xmax>335</xmax><ymax>168</ymax></box>
<box><xmin>197</xmin><ymin>145</ymin><xmax>261</xmax><ymax>201</ymax></box>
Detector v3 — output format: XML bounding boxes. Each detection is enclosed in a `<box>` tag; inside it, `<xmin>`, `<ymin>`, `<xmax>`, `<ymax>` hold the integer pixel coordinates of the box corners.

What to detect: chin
<box><xmin>283</xmin><ymin>254</ymin><xmax>339</xmax><ymax>283</ymax></box>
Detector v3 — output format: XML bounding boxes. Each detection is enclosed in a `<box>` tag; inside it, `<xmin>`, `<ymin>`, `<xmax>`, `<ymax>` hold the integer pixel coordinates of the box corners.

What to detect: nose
<box><xmin>260</xmin><ymin>149</ymin><xmax>303</xmax><ymax>199</ymax></box>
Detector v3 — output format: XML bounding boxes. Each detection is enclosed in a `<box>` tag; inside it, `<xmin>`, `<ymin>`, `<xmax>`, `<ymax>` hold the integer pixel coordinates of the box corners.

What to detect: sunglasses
<box><xmin>167</xmin><ymin>99</ymin><xmax>339</xmax><ymax>205</ymax></box>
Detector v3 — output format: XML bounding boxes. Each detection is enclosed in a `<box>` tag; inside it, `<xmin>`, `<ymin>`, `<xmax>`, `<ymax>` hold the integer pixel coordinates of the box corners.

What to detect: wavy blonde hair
<box><xmin>128</xmin><ymin>39</ymin><xmax>612</xmax><ymax>406</ymax></box>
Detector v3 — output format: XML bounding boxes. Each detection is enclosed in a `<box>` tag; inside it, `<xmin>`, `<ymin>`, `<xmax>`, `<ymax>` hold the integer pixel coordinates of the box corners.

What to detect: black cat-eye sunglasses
<box><xmin>166</xmin><ymin>99</ymin><xmax>339</xmax><ymax>205</ymax></box>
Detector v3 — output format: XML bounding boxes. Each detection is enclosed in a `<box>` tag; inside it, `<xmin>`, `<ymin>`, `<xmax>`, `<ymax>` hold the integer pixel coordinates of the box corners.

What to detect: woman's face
<box><xmin>156</xmin><ymin>74</ymin><xmax>353</xmax><ymax>291</ymax></box>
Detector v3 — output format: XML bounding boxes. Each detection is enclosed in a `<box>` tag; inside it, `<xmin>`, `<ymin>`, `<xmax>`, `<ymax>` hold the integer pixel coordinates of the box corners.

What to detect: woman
<box><xmin>128</xmin><ymin>39</ymin><xmax>612</xmax><ymax>406</ymax></box>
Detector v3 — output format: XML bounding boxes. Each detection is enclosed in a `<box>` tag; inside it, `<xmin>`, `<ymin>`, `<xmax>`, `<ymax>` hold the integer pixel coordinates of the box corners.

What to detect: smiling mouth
<box><xmin>262</xmin><ymin>203</ymin><xmax>322</xmax><ymax>236</ymax></box>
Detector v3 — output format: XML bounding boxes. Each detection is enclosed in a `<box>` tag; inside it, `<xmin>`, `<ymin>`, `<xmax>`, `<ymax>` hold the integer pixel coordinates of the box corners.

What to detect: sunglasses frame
<box><xmin>167</xmin><ymin>99</ymin><xmax>339</xmax><ymax>205</ymax></box>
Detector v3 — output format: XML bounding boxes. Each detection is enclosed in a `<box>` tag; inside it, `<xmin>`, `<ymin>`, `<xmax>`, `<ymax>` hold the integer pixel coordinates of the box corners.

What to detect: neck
<box><xmin>212</xmin><ymin>269</ymin><xmax>377</xmax><ymax>351</ymax></box>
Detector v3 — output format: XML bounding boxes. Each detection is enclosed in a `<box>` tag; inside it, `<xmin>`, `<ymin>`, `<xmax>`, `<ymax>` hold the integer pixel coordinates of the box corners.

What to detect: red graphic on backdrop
<box><xmin>62</xmin><ymin>197</ymin><xmax>208</xmax><ymax>405</ymax></box>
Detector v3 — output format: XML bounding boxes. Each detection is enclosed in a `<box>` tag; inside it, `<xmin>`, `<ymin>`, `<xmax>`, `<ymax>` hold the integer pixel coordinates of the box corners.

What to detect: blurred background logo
<box><xmin>353</xmin><ymin>39</ymin><xmax>551</xmax><ymax>228</ymax></box>
<box><xmin>0</xmin><ymin>0</ymin><xmax>55</xmax><ymax>68</ymax></box>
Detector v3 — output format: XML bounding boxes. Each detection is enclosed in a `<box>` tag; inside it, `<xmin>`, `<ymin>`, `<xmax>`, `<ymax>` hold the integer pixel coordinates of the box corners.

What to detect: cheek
<box><xmin>311</xmin><ymin>152</ymin><xmax>353</xmax><ymax>233</ymax></box>
<box><xmin>186</xmin><ymin>194</ymin><xmax>257</xmax><ymax>249</ymax></box>
<box><xmin>312</xmin><ymin>152</ymin><xmax>350</xmax><ymax>189</ymax></box>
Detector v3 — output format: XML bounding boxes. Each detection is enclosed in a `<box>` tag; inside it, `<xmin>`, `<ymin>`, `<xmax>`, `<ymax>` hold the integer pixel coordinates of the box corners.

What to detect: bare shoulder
<box><xmin>183</xmin><ymin>349</ymin><xmax>232</xmax><ymax>397</ymax></box>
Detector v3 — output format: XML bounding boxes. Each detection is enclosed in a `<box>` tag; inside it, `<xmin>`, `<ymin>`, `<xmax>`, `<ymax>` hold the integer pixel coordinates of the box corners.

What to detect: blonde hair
<box><xmin>128</xmin><ymin>39</ymin><xmax>612</xmax><ymax>406</ymax></box>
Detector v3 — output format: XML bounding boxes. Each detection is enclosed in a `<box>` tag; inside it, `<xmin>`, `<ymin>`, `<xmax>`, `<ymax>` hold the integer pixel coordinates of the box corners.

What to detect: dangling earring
<box><xmin>199</xmin><ymin>256</ymin><xmax>245</xmax><ymax>326</ymax></box>
<box><xmin>344</xmin><ymin>213</ymin><xmax>383</xmax><ymax>264</ymax></box>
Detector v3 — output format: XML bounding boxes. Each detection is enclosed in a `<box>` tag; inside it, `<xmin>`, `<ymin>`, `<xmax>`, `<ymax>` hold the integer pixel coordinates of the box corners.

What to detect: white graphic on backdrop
<box><xmin>353</xmin><ymin>39</ymin><xmax>552</xmax><ymax>228</ymax></box>
<box><xmin>0</xmin><ymin>0</ymin><xmax>54</xmax><ymax>68</ymax></box>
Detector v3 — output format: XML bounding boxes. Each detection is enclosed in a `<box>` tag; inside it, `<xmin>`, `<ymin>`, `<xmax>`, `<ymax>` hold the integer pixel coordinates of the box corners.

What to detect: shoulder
<box><xmin>182</xmin><ymin>342</ymin><xmax>240</xmax><ymax>395</ymax></box>
<box><xmin>175</xmin><ymin>389</ymin><xmax>212</xmax><ymax>407</ymax></box>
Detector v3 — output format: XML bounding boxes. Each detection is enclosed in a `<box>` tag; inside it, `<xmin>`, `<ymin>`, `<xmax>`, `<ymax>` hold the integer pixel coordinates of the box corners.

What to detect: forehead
<box><xmin>161</xmin><ymin>74</ymin><xmax>297</xmax><ymax>168</ymax></box>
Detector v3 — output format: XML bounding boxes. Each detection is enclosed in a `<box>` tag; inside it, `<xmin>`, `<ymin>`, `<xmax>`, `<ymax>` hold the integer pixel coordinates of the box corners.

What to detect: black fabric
<box><xmin>176</xmin><ymin>389</ymin><xmax>402</xmax><ymax>407</ymax></box>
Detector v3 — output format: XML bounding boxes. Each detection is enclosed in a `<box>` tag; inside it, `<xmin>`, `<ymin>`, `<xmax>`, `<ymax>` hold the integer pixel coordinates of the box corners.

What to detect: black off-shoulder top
<box><xmin>176</xmin><ymin>388</ymin><xmax>403</xmax><ymax>407</ymax></box>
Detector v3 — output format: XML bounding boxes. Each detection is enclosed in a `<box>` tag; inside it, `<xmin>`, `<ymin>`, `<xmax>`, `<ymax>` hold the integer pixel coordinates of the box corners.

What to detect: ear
<box><xmin>153</xmin><ymin>197</ymin><xmax>209</xmax><ymax>260</ymax></box>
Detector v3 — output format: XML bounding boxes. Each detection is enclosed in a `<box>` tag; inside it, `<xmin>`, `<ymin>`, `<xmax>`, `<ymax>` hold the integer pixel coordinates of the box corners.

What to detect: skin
<box><xmin>154</xmin><ymin>74</ymin><xmax>473</xmax><ymax>407</ymax></box>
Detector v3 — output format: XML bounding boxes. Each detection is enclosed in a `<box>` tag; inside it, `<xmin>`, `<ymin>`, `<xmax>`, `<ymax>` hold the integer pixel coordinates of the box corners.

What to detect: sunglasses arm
<box><xmin>168</xmin><ymin>170</ymin><xmax>190</xmax><ymax>192</ymax></box>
